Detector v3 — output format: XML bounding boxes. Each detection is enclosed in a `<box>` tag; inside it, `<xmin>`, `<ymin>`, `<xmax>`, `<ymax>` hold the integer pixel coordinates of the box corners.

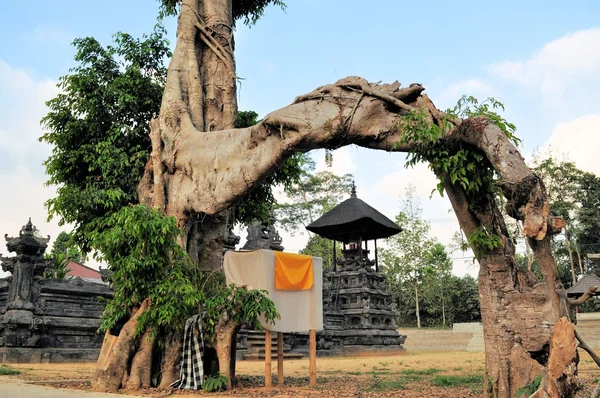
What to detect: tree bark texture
<box><xmin>124</xmin><ymin>328</ymin><xmax>156</xmax><ymax>390</ymax></box>
<box><xmin>158</xmin><ymin>330</ymin><xmax>183</xmax><ymax>389</ymax></box>
<box><xmin>214</xmin><ymin>313</ymin><xmax>240</xmax><ymax>390</ymax></box>
<box><xmin>136</xmin><ymin>0</ymin><xmax>581</xmax><ymax>395</ymax></box>
<box><xmin>92</xmin><ymin>298</ymin><xmax>151</xmax><ymax>393</ymax></box>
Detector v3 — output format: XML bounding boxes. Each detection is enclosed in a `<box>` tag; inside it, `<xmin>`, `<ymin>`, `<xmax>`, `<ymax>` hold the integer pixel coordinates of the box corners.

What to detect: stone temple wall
<box><xmin>0</xmin><ymin>276</ymin><xmax>112</xmax><ymax>363</ymax></box>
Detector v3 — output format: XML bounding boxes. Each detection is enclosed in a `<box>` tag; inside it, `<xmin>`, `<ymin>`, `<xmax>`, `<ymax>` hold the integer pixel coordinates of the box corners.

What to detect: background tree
<box><xmin>299</xmin><ymin>235</ymin><xmax>342</xmax><ymax>271</ymax></box>
<box><xmin>380</xmin><ymin>186</ymin><xmax>435</xmax><ymax>328</ymax></box>
<box><xmin>422</xmin><ymin>243</ymin><xmax>453</xmax><ymax>326</ymax></box>
<box><xmin>275</xmin><ymin>159</ymin><xmax>354</xmax><ymax>233</ymax></box>
<box><xmin>49</xmin><ymin>231</ymin><xmax>83</xmax><ymax>263</ymax></box>
<box><xmin>274</xmin><ymin>158</ymin><xmax>353</xmax><ymax>267</ymax></box>
<box><xmin>41</xmin><ymin>26</ymin><xmax>169</xmax><ymax>251</ymax></box>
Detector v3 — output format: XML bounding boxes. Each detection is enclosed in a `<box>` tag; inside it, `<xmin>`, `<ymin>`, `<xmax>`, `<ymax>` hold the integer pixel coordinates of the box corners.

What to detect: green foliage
<box><xmin>43</xmin><ymin>253</ymin><xmax>72</xmax><ymax>279</ymax></box>
<box><xmin>92</xmin><ymin>205</ymin><xmax>279</xmax><ymax>336</ymax></box>
<box><xmin>90</xmin><ymin>205</ymin><xmax>201</xmax><ymax>334</ymax></box>
<box><xmin>199</xmin><ymin>274</ymin><xmax>279</xmax><ymax>336</ymax></box>
<box><xmin>532</xmin><ymin>156</ymin><xmax>600</xmax><ymax>284</ymax></box>
<box><xmin>450</xmin><ymin>96</ymin><xmax>519</xmax><ymax>146</ymax></box>
<box><xmin>515</xmin><ymin>375</ymin><xmax>542</xmax><ymax>397</ymax></box>
<box><xmin>467</xmin><ymin>227</ymin><xmax>503</xmax><ymax>258</ymax></box>
<box><xmin>398</xmin><ymin>96</ymin><xmax>520</xmax><ymax>263</ymax></box>
<box><xmin>275</xmin><ymin>159</ymin><xmax>354</xmax><ymax>234</ymax></box>
<box><xmin>430</xmin><ymin>373</ymin><xmax>484</xmax><ymax>387</ymax></box>
<box><xmin>299</xmin><ymin>235</ymin><xmax>342</xmax><ymax>271</ymax></box>
<box><xmin>40</xmin><ymin>25</ymin><xmax>170</xmax><ymax>252</ymax></box>
<box><xmin>202</xmin><ymin>373</ymin><xmax>229</xmax><ymax>392</ymax></box>
<box><xmin>398</xmin><ymin>368</ymin><xmax>442</xmax><ymax>376</ymax></box>
<box><xmin>50</xmin><ymin>231</ymin><xmax>83</xmax><ymax>263</ymax></box>
<box><xmin>0</xmin><ymin>365</ymin><xmax>21</xmax><ymax>376</ymax></box>
<box><xmin>363</xmin><ymin>374</ymin><xmax>406</xmax><ymax>392</ymax></box>
<box><xmin>158</xmin><ymin>0</ymin><xmax>286</xmax><ymax>25</ymax></box>
<box><xmin>380</xmin><ymin>186</ymin><xmax>435</xmax><ymax>327</ymax></box>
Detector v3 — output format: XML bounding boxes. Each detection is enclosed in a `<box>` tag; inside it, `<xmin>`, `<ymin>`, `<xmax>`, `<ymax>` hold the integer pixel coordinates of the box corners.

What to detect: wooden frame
<box><xmin>264</xmin><ymin>329</ymin><xmax>317</xmax><ymax>391</ymax></box>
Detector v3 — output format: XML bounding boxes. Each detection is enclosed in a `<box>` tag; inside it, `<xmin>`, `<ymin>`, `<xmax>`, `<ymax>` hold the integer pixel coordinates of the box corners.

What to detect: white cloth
<box><xmin>223</xmin><ymin>250</ymin><xmax>323</xmax><ymax>333</ymax></box>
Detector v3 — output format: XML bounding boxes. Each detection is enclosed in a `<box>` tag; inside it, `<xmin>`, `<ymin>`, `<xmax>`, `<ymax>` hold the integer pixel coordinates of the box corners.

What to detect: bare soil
<box><xmin>5</xmin><ymin>350</ymin><xmax>600</xmax><ymax>397</ymax></box>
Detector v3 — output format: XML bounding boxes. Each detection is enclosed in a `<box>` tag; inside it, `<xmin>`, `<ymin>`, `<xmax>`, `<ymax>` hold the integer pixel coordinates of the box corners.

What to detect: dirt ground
<box><xmin>4</xmin><ymin>350</ymin><xmax>600</xmax><ymax>397</ymax></box>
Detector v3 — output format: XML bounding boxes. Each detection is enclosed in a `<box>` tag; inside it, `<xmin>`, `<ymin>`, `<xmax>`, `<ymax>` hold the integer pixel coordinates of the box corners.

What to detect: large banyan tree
<box><xmin>88</xmin><ymin>0</ymin><xmax>594</xmax><ymax>396</ymax></box>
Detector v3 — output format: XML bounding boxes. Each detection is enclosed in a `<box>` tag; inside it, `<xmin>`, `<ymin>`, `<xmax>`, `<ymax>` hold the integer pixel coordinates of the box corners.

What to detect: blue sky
<box><xmin>1</xmin><ymin>1</ymin><xmax>599</xmax><ymax>276</ymax></box>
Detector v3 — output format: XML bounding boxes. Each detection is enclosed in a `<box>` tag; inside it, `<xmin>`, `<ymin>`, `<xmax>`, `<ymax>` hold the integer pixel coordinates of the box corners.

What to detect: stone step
<box><xmin>243</xmin><ymin>352</ymin><xmax>305</xmax><ymax>361</ymax></box>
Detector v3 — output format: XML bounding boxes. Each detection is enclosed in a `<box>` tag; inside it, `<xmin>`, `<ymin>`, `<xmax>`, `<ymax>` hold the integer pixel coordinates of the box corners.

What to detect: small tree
<box><xmin>422</xmin><ymin>243</ymin><xmax>453</xmax><ymax>326</ymax></box>
<box><xmin>380</xmin><ymin>186</ymin><xmax>435</xmax><ymax>328</ymax></box>
<box><xmin>43</xmin><ymin>253</ymin><xmax>72</xmax><ymax>279</ymax></box>
<box><xmin>50</xmin><ymin>231</ymin><xmax>83</xmax><ymax>263</ymax></box>
<box><xmin>90</xmin><ymin>205</ymin><xmax>278</xmax><ymax>391</ymax></box>
<box><xmin>299</xmin><ymin>234</ymin><xmax>342</xmax><ymax>271</ymax></box>
<box><xmin>275</xmin><ymin>160</ymin><xmax>354</xmax><ymax>234</ymax></box>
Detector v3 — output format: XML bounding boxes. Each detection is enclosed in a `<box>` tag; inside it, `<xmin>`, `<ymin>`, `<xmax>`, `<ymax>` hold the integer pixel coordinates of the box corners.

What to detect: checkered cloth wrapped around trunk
<box><xmin>172</xmin><ymin>314</ymin><xmax>204</xmax><ymax>390</ymax></box>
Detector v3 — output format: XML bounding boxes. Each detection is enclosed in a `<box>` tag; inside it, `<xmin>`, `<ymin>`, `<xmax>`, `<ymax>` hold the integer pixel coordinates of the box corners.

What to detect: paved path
<box><xmin>0</xmin><ymin>378</ymin><xmax>149</xmax><ymax>398</ymax></box>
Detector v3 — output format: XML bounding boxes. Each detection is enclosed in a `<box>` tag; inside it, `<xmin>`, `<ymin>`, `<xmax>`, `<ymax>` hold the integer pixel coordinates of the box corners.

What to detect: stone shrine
<box><xmin>289</xmin><ymin>184</ymin><xmax>406</xmax><ymax>355</ymax></box>
<box><xmin>0</xmin><ymin>220</ymin><xmax>112</xmax><ymax>363</ymax></box>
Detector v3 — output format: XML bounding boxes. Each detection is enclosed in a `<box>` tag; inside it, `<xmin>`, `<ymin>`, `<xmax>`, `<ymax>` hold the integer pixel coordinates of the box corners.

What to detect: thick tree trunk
<box><xmin>124</xmin><ymin>328</ymin><xmax>156</xmax><ymax>390</ymax></box>
<box><xmin>158</xmin><ymin>330</ymin><xmax>182</xmax><ymax>389</ymax></box>
<box><xmin>139</xmin><ymin>1</ymin><xmax>579</xmax><ymax>394</ymax></box>
<box><xmin>214</xmin><ymin>313</ymin><xmax>240</xmax><ymax>389</ymax></box>
<box><xmin>92</xmin><ymin>298</ymin><xmax>151</xmax><ymax>393</ymax></box>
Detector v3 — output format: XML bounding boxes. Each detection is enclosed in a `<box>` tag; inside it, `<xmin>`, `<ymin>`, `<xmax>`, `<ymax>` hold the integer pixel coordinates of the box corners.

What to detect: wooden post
<box><xmin>358</xmin><ymin>237</ymin><xmax>363</xmax><ymax>260</ymax></box>
<box><xmin>265</xmin><ymin>329</ymin><xmax>272</xmax><ymax>391</ymax></box>
<box><xmin>277</xmin><ymin>332</ymin><xmax>284</xmax><ymax>386</ymax></box>
<box><xmin>309</xmin><ymin>329</ymin><xmax>316</xmax><ymax>386</ymax></box>
<box><xmin>333</xmin><ymin>240</ymin><xmax>337</xmax><ymax>272</ymax></box>
<box><xmin>375</xmin><ymin>239</ymin><xmax>378</xmax><ymax>272</ymax></box>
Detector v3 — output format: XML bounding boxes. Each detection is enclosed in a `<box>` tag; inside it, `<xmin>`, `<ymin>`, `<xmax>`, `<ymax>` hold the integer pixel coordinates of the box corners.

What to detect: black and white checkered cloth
<box><xmin>172</xmin><ymin>314</ymin><xmax>204</xmax><ymax>390</ymax></box>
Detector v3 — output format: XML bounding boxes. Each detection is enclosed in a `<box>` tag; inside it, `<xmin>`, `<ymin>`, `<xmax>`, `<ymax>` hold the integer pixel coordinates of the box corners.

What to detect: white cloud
<box><xmin>537</xmin><ymin>114</ymin><xmax>600</xmax><ymax>175</ymax></box>
<box><xmin>0</xmin><ymin>61</ymin><xmax>66</xmax><ymax>275</ymax></box>
<box><xmin>376</xmin><ymin>162</ymin><xmax>438</xmax><ymax>199</ymax></box>
<box><xmin>488</xmin><ymin>28</ymin><xmax>600</xmax><ymax>95</ymax></box>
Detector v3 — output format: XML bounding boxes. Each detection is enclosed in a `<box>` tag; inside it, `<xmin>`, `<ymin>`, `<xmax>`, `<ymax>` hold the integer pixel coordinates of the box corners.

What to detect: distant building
<box><xmin>66</xmin><ymin>261</ymin><xmax>105</xmax><ymax>284</ymax></box>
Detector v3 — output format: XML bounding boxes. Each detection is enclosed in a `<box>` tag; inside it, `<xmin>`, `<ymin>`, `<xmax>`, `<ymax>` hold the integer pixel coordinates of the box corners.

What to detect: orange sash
<box><xmin>274</xmin><ymin>252</ymin><xmax>314</xmax><ymax>290</ymax></box>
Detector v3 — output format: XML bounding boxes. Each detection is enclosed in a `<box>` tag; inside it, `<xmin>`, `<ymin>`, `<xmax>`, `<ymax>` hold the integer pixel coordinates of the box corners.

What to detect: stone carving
<box><xmin>0</xmin><ymin>220</ymin><xmax>113</xmax><ymax>363</ymax></box>
<box><xmin>242</xmin><ymin>217</ymin><xmax>284</xmax><ymax>251</ymax></box>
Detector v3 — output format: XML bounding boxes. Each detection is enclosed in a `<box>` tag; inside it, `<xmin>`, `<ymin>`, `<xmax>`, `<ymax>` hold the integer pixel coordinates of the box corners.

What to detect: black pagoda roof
<box><xmin>566</xmin><ymin>274</ymin><xmax>600</xmax><ymax>297</ymax></box>
<box><xmin>306</xmin><ymin>184</ymin><xmax>402</xmax><ymax>243</ymax></box>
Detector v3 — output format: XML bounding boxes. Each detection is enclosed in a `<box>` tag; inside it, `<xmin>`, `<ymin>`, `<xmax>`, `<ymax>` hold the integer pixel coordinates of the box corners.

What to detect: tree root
<box><xmin>158</xmin><ymin>330</ymin><xmax>183</xmax><ymax>389</ymax></box>
<box><xmin>92</xmin><ymin>298</ymin><xmax>152</xmax><ymax>393</ymax></box>
<box><xmin>125</xmin><ymin>327</ymin><xmax>156</xmax><ymax>390</ymax></box>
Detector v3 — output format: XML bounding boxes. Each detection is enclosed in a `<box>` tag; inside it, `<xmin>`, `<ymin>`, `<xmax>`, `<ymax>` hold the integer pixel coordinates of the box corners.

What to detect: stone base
<box><xmin>0</xmin><ymin>347</ymin><xmax>100</xmax><ymax>363</ymax></box>
<box><xmin>292</xmin><ymin>344</ymin><xmax>407</xmax><ymax>358</ymax></box>
<box><xmin>287</xmin><ymin>329</ymin><xmax>406</xmax><ymax>357</ymax></box>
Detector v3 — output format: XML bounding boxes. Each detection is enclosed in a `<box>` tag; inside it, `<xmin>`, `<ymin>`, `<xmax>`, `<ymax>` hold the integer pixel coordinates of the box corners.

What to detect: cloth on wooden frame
<box><xmin>172</xmin><ymin>314</ymin><xmax>204</xmax><ymax>390</ymax></box>
<box><xmin>224</xmin><ymin>249</ymin><xmax>323</xmax><ymax>333</ymax></box>
<box><xmin>274</xmin><ymin>251</ymin><xmax>314</xmax><ymax>290</ymax></box>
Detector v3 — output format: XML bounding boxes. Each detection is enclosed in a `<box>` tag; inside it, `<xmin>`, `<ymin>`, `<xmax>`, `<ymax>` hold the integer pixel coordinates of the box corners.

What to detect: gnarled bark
<box><xmin>135</xmin><ymin>0</ymin><xmax>580</xmax><ymax>395</ymax></box>
<box><xmin>92</xmin><ymin>298</ymin><xmax>151</xmax><ymax>393</ymax></box>
<box><xmin>125</xmin><ymin>327</ymin><xmax>156</xmax><ymax>390</ymax></box>
<box><xmin>213</xmin><ymin>313</ymin><xmax>240</xmax><ymax>390</ymax></box>
<box><xmin>158</xmin><ymin>330</ymin><xmax>182</xmax><ymax>389</ymax></box>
